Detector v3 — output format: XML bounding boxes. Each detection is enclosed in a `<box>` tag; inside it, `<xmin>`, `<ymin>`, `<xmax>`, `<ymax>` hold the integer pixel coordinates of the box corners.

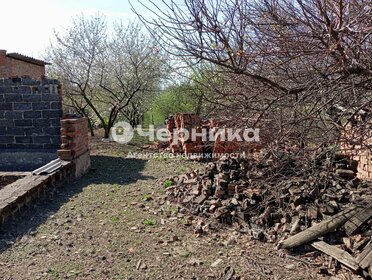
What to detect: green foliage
<box><xmin>143</xmin><ymin>82</ymin><xmax>200</xmax><ymax>126</ymax></box>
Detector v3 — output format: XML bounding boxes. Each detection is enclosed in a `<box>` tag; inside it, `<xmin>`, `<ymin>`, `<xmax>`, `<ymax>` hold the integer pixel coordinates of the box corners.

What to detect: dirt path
<box><xmin>0</xmin><ymin>142</ymin><xmax>328</xmax><ymax>279</ymax></box>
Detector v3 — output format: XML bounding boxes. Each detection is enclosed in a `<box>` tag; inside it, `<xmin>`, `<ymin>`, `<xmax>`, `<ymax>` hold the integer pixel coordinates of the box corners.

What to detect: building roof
<box><xmin>6</xmin><ymin>52</ymin><xmax>51</xmax><ymax>66</ymax></box>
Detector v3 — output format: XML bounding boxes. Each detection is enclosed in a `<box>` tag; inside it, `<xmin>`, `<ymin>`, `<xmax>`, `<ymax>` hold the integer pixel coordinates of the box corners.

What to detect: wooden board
<box><xmin>344</xmin><ymin>205</ymin><xmax>372</xmax><ymax>236</ymax></box>
<box><xmin>356</xmin><ymin>240</ymin><xmax>372</xmax><ymax>276</ymax></box>
<box><xmin>311</xmin><ymin>240</ymin><xmax>359</xmax><ymax>271</ymax></box>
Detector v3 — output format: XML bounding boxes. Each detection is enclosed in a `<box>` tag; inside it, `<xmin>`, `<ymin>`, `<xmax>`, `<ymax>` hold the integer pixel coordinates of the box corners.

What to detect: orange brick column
<box><xmin>58</xmin><ymin>117</ymin><xmax>89</xmax><ymax>161</ymax></box>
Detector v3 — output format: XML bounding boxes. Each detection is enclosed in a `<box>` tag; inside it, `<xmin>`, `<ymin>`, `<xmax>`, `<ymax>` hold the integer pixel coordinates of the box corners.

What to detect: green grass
<box><xmin>110</xmin><ymin>216</ymin><xmax>120</xmax><ymax>223</ymax></box>
<box><xmin>143</xmin><ymin>219</ymin><xmax>156</xmax><ymax>226</ymax></box>
<box><xmin>143</xmin><ymin>194</ymin><xmax>153</xmax><ymax>201</ymax></box>
<box><xmin>163</xmin><ymin>180</ymin><xmax>173</xmax><ymax>188</ymax></box>
<box><xmin>126</xmin><ymin>130</ymin><xmax>153</xmax><ymax>146</ymax></box>
<box><xmin>47</xmin><ymin>268</ymin><xmax>60</xmax><ymax>278</ymax></box>
<box><xmin>154</xmin><ymin>155</ymin><xmax>167</xmax><ymax>161</ymax></box>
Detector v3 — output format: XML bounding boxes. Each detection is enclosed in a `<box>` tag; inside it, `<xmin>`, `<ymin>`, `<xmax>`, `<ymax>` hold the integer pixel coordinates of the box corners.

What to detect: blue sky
<box><xmin>0</xmin><ymin>0</ymin><xmax>153</xmax><ymax>58</ymax></box>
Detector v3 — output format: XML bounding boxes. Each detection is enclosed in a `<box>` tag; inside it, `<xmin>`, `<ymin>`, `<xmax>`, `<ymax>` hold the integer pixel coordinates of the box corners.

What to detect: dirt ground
<box><xmin>0</xmin><ymin>136</ymin><xmax>357</xmax><ymax>280</ymax></box>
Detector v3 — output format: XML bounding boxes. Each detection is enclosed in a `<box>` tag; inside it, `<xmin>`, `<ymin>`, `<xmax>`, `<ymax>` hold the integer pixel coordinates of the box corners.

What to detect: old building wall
<box><xmin>0</xmin><ymin>50</ymin><xmax>46</xmax><ymax>80</ymax></box>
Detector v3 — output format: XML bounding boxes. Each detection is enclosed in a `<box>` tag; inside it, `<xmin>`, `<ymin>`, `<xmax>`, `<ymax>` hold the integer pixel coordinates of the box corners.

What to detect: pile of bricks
<box><xmin>58</xmin><ymin>117</ymin><xmax>89</xmax><ymax>161</ymax></box>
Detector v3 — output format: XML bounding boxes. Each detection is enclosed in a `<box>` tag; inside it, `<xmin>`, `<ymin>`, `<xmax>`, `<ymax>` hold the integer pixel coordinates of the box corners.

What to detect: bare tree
<box><xmin>47</xmin><ymin>15</ymin><xmax>106</xmax><ymax>136</ymax></box>
<box><xmin>97</xmin><ymin>22</ymin><xmax>167</xmax><ymax>131</ymax></box>
<box><xmin>48</xmin><ymin>15</ymin><xmax>167</xmax><ymax>138</ymax></box>
<box><xmin>134</xmin><ymin>0</ymin><xmax>372</xmax><ymax>152</ymax></box>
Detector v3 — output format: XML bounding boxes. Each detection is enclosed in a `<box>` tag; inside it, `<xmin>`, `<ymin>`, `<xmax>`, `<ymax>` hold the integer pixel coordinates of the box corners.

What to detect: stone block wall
<box><xmin>0</xmin><ymin>77</ymin><xmax>62</xmax><ymax>150</ymax></box>
<box><xmin>58</xmin><ymin>117</ymin><xmax>89</xmax><ymax>161</ymax></box>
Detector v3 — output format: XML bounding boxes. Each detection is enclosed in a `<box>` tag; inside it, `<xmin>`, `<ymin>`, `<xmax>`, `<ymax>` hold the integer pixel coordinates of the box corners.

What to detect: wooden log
<box><xmin>311</xmin><ymin>240</ymin><xmax>359</xmax><ymax>271</ymax></box>
<box><xmin>344</xmin><ymin>204</ymin><xmax>372</xmax><ymax>236</ymax></box>
<box><xmin>278</xmin><ymin>206</ymin><xmax>362</xmax><ymax>249</ymax></box>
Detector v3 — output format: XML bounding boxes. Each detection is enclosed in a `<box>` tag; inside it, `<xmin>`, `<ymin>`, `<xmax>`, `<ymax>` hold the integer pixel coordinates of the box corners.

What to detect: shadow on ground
<box><xmin>0</xmin><ymin>155</ymin><xmax>152</xmax><ymax>253</ymax></box>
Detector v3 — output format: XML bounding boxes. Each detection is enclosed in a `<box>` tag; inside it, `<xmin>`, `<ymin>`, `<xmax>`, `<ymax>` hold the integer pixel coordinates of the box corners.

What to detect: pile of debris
<box><xmin>164</xmin><ymin>153</ymin><xmax>372</xmax><ymax>277</ymax></box>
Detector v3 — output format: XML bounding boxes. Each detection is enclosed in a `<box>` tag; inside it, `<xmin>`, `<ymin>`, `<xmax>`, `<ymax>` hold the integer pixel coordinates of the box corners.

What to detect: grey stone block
<box><xmin>0</xmin><ymin>136</ymin><xmax>14</xmax><ymax>143</ymax></box>
<box><xmin>4</xmin><ymin>111</ymin><xmax>22</xmax><ymax>119</ymax></box>
<box><xmin>22</xmin><ymin>78</ymin><xmax>40</xmax><ymax>86</ymax></box>
<box><xmin>33</xmin><ymin>119</ymin><xmax>50</xmax><ymax>127</ymax></box>
<box><xmin>50</xmin><ymin>118</ymin><xmax>61</xmax><ymax>127</ymax></box>
<box><xmin>23</xmin><ymin>94</ymin><xmax>42</xmax><ymax>102</ymax></box>
<box><xmin>14</xmin><ymin>120</ymin><xmax>33</xmax><ymax>127</ymax></box>
<box><xmin>0</xmin><ymin>120</ymin><xmax>14</xmax><ymax>127</ymax></box>
<box><xmin>43</xmin><ymin>144</ymin><xmax>60</xmax><ymax>149</ymax></box>
<box><xmin>50</xmin><ymin>102</ymin><xmax>61</xmax><ymax>110</ymax></box>
<box><xmin>6</xmin><ymin>143</ymin><xmax>27</xmax><ymax>149</ymax></box>
<box><xmin>15</xmin><ymin>136</ymin><xmax>33</xmax><ymax>144</ymax></box>
<box><xmin>41</xmin><ymin>93</ymin><xmax>61</xmax><ymax>101</ymax></box>
<box><xmin>42</xmin><ymin>110</ymin><xmax>62</xmax><ymax>119</ymax></box>
<box><xmin>24</xmin><ymin>111</ymin><xmax>42</xmax><ymax>119</ymax></box>
<box><xmin>32</xmin><ymin>102</ymin><xmax>50</xmax><ymax>110</ymax></box>
<box><xmin>0</xmin><ymin>103</ymin><xmax>12</xmax><ymax>110</ymax></box>
<box><xmin>43</xmin><ymin>127</ymin><xmax>61</xmax><ymax>135</ymax></box>
<box><xmin>25</xmin><ymin>127</ymin><xmax>43</xmax><ymax>136</ymax></box>
<box><xmin>14</xmin><ymin>103</ymin><xmax>32</xmax><ymax>111</ymax></box>
<box><xmin>41</xmin><ymin>79</ymin><xmax>60</xmax><ymax>85</ymax></box>
<box><xmin>5</xmin><ymin>94</ymin><xmax>22</xmax><ymax>102</ymax></box>
<box><xmin>6</xmin><ymin>127</ymin><xmax>24</xmax><ymax>136</ymax></box>
<box><xmin>42</xmin><ymin>94</ymin><xmax>60</xmax><ymax>102</ymax></box>
<box><xmin>12</xmin><ymin>86</ymin><xmax>31</xmax><ymax>94</ymax></box>
<box><xmin>33</xmin><ymin>136</ymin><xmax>51</xmax><ymax>144</ymax></box>
<box><xmin>0</xmin><ymin>86</ymin><xmax>12</xmax><ymax>93</ymax></box>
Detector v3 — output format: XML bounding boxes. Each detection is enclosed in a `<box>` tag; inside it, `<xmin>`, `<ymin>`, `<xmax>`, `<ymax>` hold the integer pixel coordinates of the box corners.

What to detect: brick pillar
<box><xmin>0</xmin><ymin>50</ymin><xmax>6</xmax><ymax>64</ymax></box>
<box><xmin>0</xmin><ymin>50</ymin><xmax>7</xmax><ymax>78</ymax></box>
<box><xmin>341</xmin><ymin>121</ymin><xmax>372</xmax><ymax>181</ymax></box>
<box><xmin>58</xmin><ymin>117</ymin><xmax>89</xmax><ymax>160</ymax></box>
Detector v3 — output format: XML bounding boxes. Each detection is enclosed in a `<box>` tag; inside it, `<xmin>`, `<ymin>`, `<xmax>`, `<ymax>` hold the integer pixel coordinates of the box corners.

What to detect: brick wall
<box><xmin>0</xmin><ymin>77</ymin><xmax>62</xmax><ymax>150</ymax></box>
<box><xmin>341</xmin><ymin>119</ymin><xmax>372</xmax><ymax>181</ymax></box>
<box><xmin>58</xmin><ymin>117</ymin><xmax>89</xmax><ymax>161</ymax></box>
<box><xmin>0</xmin><ymin>50</ymin><xmax>45</xmax><ymax>80</ymax></box>
<box><xmin>166</xmin><ymin>113</ymin><xmax>263</xmax><ymax>158</ymax></box>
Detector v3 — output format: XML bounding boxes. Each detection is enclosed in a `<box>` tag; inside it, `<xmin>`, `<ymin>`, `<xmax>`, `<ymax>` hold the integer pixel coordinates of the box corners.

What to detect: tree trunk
<box><xmin>104</xmin><ymin>126</ymin><xmax>110</xmax><ymax>139</ymax></box>
<box><xmin>87</xmin><ymin>118</ymin><xmax>95</xmax><ymax>136</ymax></box>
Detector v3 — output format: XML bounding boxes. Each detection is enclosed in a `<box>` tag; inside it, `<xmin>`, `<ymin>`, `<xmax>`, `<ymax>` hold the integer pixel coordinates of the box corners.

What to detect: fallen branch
<box><xmin>278</xmin><ymin>206</ymin><xmax>362</xmax><ymax>249</ymax></box>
